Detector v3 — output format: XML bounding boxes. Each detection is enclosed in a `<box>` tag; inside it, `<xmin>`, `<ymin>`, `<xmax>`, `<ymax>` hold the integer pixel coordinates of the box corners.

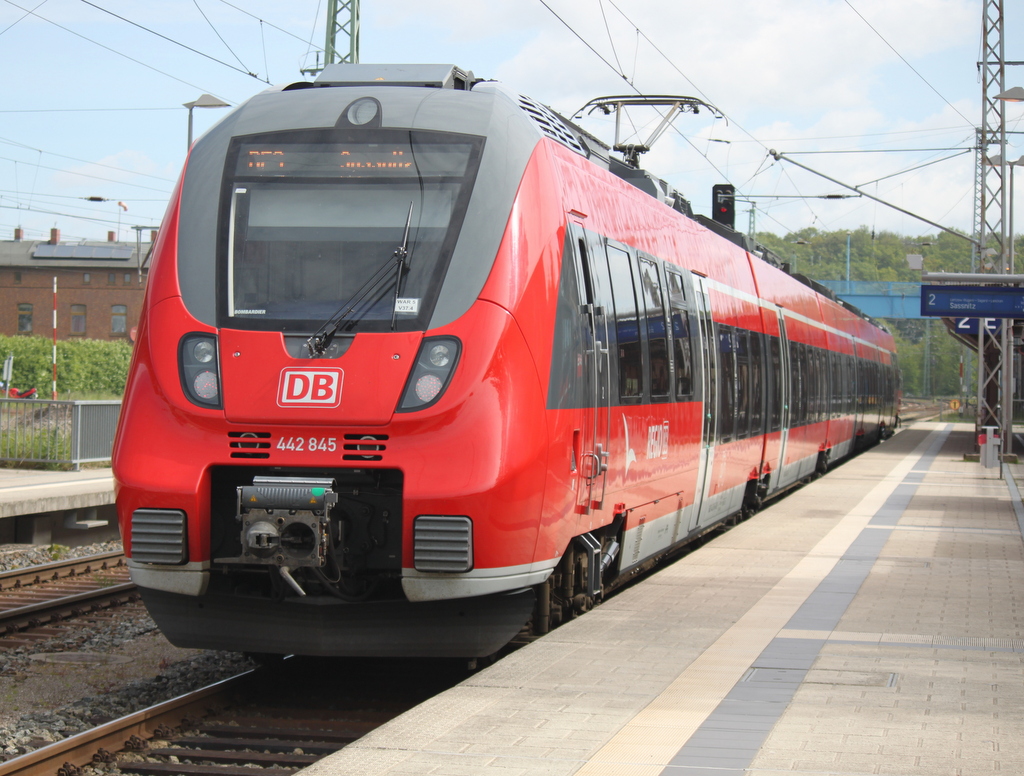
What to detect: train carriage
<box><xmin>113</xmin><ymin>64</ymin><xmax>899</xmax><ymax>658</ymax></box>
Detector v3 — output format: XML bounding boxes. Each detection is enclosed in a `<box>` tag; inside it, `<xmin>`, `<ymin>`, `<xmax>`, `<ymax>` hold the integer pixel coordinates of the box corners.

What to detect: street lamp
<box><xmin>996</xmin><ymin>86</ymin><xmax>1024</xmax><ymax>103</ymax></box>
<box><xmin>985</xmin><ymin>154</ymin><xmax>1024</xmax><ymax>273</ymax></box>
<box><xmin>845</xmin><ymin>231</ymin><xmax>851</xmax><ymax>284</ymax></box>
<box><xmin>184</xmin><ymin>94</ymin><xmax>230</xmax><ymax>149</ymax></box>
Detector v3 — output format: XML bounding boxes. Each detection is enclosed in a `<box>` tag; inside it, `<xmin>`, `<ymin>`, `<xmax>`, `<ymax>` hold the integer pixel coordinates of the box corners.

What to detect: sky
<box><xmin>0</xmin><ymin>0</ymin><xmax>1021</xmax><ymax>245</ymax></box>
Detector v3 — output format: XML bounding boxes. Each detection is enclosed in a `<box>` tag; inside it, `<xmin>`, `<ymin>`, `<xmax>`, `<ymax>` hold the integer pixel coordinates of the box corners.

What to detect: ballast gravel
<box><xmin>0</xmin><ymin>540</ymin><xmax>124</xmax><ymax>571</ymax></box>
<box><xmin>0</xmin><ymin>541</ymin><xmax>255</xmax><ymax>761</ymax></box>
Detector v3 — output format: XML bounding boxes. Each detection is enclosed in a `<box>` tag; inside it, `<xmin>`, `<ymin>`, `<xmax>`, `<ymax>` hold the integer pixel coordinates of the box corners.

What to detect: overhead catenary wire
<box><xmin>192</xmin><ymin>0</ymin><xmax>252</xmax><ymax>74</ymax></box>
<box><xmin>587</xmin><ymin>0</ymin><xmax>823</xmax><ymax>227</ymax></box>
<box><xmin>0</xmin><ymin>155</ymin><xmax>173</xmax><ymax>194</ymax></box>
<box><xmin>598</xmin><ymin>0</ymin><xmax>976</xmax><ymax>233</ymax></box>
<box><xmin>0</xmin><ymin>0</ymin><xmax>44</xmax><ymax>38</ymax></box>
<box><xmin>0</xmin><ymin>136</ymin><xmax>177</xmax><ymax>183</ymax></box>
<box><xmin>0</xmin><ymin>201</ymin><xmax>159</xmax><ymax>228</ymax></box>
<box><xmin>79</xmin><ymin>0</ymin><xmax>268</xmax><ymax>83</ymax></box>
<box><xmin>842</xmin><ymin>0</ymin><xmax>974</xmax><ymax>128</ymax></box>
<box><xmin>2</xmin><ymin>0</ymin><xmax>226</xmax><ymax>97</ymax></box>
<box><xmin>215</xmin><ymin>0</ymin><xmax>312</xmax><ymax>46</ymax></box>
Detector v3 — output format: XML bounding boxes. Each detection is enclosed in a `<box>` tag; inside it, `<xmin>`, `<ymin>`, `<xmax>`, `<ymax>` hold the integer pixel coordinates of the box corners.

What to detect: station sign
<box><xmin>953</xmin><ymin>317</ymin><xmax>1001</xmax><ymax>336</ymax></box>
<box><xmin>920</xmin><ymin>284</ymin><xmax>1024</xmax><ymax>318</ymax></box>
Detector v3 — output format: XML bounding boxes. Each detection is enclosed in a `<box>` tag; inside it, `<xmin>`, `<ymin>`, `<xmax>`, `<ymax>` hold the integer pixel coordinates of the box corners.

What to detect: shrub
<box><xmin>0</xmin><ymin>335</ymin><xmax>132</xmax><ymax>398</ymax></box>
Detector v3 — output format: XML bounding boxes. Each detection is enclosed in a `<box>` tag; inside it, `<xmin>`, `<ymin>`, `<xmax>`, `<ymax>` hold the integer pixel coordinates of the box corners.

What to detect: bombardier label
<box><xmin>277</xmin><ymin>369</ymin><xmax>344</xmax><ymax>407</ymax></box>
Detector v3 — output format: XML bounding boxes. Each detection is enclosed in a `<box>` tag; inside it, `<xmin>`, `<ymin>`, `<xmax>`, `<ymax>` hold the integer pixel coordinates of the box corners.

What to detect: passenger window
<box><xmin>717</xmin><ymin>324</ymin><xmax>736</xmax><ymax>442</ymax></box>
<box><xmin>735</xmin><ymin>328</ymin><xmax>750</xmax><ymax>439</ymax></box>
<box><xmin>607</xmin><ymin>245</ymin><xmax>642</xmax><ymax>400</ymax></box>
<box><xmin>768</xmin><ymin>336</ymin><xmax>782</xmax><ymax>432</ymax></box>
<box><xmin>749</xmin><ymin>331</ymin><xmax>764</xmax><ymax>434</ymax></box>
<box><xmin>639</xmin><ymin>259</ymin><xmax>670</xmax><ymax>399</ymax></box>
<box><xmin>666</xmin><ymin>271</ymin><xmax>694</xmax><ymax>399</ymax></box>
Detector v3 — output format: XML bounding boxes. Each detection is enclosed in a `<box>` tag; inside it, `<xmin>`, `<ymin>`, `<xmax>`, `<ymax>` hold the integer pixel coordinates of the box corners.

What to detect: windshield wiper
<box><xmin>306</xmin><ymin>202</ymin><xmax>415</xmax><ymax>358</ymax></box>
<box><xmin>390</xmin><ymin>201</ymin><xmax>414</xmax><ymax>331</ymax></box>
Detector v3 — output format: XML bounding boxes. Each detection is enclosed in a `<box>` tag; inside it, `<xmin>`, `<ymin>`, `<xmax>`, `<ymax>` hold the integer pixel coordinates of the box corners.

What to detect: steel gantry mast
<box><xmin>302</xmin><ymin>0</ymin><xmax>360</xmax><ymax>76</ymax></box>
<box><xmin>976</xmin><ymin>0</ymin><xmax>1010</xmax><ymax>452</ymax></box>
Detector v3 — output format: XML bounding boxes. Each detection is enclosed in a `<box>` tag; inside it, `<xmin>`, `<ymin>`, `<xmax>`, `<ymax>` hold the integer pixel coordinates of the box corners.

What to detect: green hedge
<box><xmin>0</xmin><ymin>335</ymin><xmax>132</xmax><ymax>398</ymax></box>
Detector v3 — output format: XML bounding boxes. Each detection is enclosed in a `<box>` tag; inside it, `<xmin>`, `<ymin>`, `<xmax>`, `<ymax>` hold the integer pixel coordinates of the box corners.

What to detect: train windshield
<box><xmin>220</xmin><ymin>130</ymin><xmax>483</xmax><ymax>333</ymax></box>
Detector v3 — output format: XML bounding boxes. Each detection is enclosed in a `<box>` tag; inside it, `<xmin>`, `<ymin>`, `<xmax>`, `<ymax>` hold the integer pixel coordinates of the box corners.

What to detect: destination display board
<box><xmin>920</xmin><ymin>285</ymin><xmax>1024</xmax><ymax>318</ymax></box>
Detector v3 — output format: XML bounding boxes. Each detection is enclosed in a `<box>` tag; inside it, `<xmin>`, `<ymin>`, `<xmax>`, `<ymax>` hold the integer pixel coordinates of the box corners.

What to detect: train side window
<box><xmin>827</xmin><ymin>350</ymin><xmax>835</xmax><ymax>419</ymax></box>
<box><xmin>735</xmin><ymin>328</ymin><xmax>750</xmax><ymax>439</ymax></box>
<box><xmin>639</xmin><ymin>258</ymin><xmax>670</xmax><ymax>400</ymax></box>
<box><xmin>768</xmin><ymin>335</ymin><xmax>782</xmax><ymax>432</ymax></box>
<box><xmin>717</xmin><ymin>324</ymin><xmax>736</xmax><ymax>443</ymax></box>
<box><xmin>665</xmin><ymin>271</ymin><xmax>694</xmax><ymax>399</ymax></box>
<box><xmin>546</xmin><ymin>231</ymin><xmax>586</xmax><ymax>411</ymax></box>
<box><xmin>810</xmin><ymin>346</ymin><xmax>823</xmax><ymax>423</ymax></box>
<box><xmin>606</xmin><ymin>245</ymin><xmax>642</xmax><ymax>400</ymax></box>
<box><xmin>790</xmin><ymin>342</ymin><xmax>805</xmax><ymax>426</ymax></box>
<box><xmin>749</xmin><ymin>331</ymin><xmax>764</xmax><ymax>435</ymax></box>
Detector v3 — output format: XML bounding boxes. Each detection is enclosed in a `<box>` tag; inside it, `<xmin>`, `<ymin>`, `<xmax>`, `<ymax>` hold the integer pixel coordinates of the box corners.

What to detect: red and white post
<box><xmin>51</xmin><ymin>276</ymin><xmax>57</xmax><ymax>400</ymax></box>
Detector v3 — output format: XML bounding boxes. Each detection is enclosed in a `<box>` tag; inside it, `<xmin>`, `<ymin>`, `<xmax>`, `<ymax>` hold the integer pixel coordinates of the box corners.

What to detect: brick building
<box><xmin>0</xmin><ymin>229</ymin><xmax>151</xmax><ymax>341</ymax></box>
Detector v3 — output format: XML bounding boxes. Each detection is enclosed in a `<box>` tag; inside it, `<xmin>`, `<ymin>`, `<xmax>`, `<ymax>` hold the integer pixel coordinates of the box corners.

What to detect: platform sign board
<box><xmin>920</xmin><ymin>285</ymin><xmax>1024</xmax><ymax>318</ymax></box>
<box><xmin>954</xmin><ymin>317</ymin><xmax>1001</xmax><ymax>336</ymax></box>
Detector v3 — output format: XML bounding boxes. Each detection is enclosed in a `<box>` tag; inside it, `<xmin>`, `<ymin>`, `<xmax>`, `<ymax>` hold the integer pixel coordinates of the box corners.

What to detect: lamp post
<box><xmin>995</xmin><ymin>89</ymin><xmax>1023</xmax><ymax>458</ymax></box>
<box><xmin>845</xmin><ymin>231</ymin><xmax>851</xmax><ymax>285</ymax></box>
<box><xmin>986</xmin><ymin>154</ymin><xmax>1024</xmax><ymax>272</ymax></box>
<box><xmin>184</xmin><ymin>94</ymin><xmax>230</xmax><ymax>149</ymax></box>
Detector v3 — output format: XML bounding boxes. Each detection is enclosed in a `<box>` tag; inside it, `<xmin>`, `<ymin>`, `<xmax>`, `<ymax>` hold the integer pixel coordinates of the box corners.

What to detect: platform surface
<box><xmin>0</xmin><ymin>466</ymin><xmax>114</xmax><ymax>518</ymax></box>
<box><xmin>304</xmin><ymin>423</ymin><xmax>1024</xmax><ymax>776</ymax></box>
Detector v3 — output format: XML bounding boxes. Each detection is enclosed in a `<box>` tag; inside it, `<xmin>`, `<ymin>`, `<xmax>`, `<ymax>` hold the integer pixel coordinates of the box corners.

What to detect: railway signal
<box><xmin>712</xmin><ymin>184</ymin><xmax>735</xmax><ymax>228</ymax></box>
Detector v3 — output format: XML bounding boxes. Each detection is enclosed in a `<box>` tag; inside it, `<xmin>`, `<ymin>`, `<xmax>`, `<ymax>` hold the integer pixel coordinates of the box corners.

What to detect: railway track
<box><xmin>0</xmin><ymin>656</ymin><xmax>467</xmax><ymax>776</ymax></box>
<box><xmin>900</xmin><ymin>401</ymin><xmax>946</xmax><ymax>423</ymax></box>
<box><xmin>0</xmin><ymin>552</ymin><xmax>137</xmax><ymax>649</ymax></box>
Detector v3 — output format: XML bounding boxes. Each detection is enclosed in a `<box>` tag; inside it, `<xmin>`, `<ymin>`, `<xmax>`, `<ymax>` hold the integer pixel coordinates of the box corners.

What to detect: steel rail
<box><xmin>0</xmin><ymin>552</ymin><xmax>125</xmax><ymax>591</ymax></box>
<box><xmin>0</xmin><ymin>582</ymin><xmax>136</xmax><ymax>623</ymax></box>
<box><xmin>0</xmin><ymin>671</ymin><xmax>253</xmax><ymax>776</ymax></box>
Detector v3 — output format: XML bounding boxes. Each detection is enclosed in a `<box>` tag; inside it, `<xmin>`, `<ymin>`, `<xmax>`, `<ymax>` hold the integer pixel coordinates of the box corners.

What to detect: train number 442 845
<box><xmin>276</xmin><ymin>437</ymin><xmax>337</xmax><ymax>452</ymax></box>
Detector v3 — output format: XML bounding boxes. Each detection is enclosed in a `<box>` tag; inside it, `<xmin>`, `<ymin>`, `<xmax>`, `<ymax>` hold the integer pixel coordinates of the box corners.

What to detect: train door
<box><xmin>568</xmin><ymin>223</ymin><xmax>612</xmax><ymax>517</ymax></box>
<box><xmin>767</xmin><ymin>309</ymin><xmax>792</xmax><ymax>491</ymax></box>
<box><xmin>688</xmin><ymin>274</ymin><xmax>717</xmax><ymax>531</ymax></box>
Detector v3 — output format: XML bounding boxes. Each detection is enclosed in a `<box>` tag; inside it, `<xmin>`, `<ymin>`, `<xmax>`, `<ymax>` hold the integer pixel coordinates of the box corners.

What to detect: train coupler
<box><xmin>217</xmin><ymin>476</ymin><xmax>339</xmax><ymax>572</ymax></box>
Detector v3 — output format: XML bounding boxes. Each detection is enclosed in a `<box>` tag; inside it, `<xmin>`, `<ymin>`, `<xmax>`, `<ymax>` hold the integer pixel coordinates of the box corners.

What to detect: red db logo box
<box><xmin>277</xmin><ymin>369</ymin><xmax>344</xmax><ymax>407</ymax></box>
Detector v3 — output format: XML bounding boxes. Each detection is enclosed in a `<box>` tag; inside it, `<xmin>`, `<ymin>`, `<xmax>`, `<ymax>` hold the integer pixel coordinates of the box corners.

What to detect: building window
<box><xmin>71</xmin><ymin>304</ymin><xmax>86</xmax><ymax>334</ymax></box>
<box><xmin>83</xmin><ymin>273</ymin><xmax>91</xmax><ymax>284</ymax></box>
<box><xmin>111</xmin><ymin>305</ymin><xmax>127</xmax><ymax>334</ymax></box>
<box><xmin>17</xmin><ymin>303</ymin><xmax>32</xmax><ymax>334</ymax></box>
<box><xmin>108</xmin><ymin>273</ymin><xmax>116</xmax><ymax>285</ymax></box>
<box><xmin>13</xmin><ymin>272</ymin><xmax>21</xmax><ymax>284</ymax></box>
<box><xmin>123</xmin><ymin>273</ymin><xmax>131</xmax><ymax>284</ymax></box>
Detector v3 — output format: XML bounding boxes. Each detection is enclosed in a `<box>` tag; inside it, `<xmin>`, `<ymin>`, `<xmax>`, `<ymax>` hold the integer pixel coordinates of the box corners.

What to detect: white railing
<box><xmin>0</xmin><ymin>399</ymin><xmax>120</xmax><ymax>470</ymax></box>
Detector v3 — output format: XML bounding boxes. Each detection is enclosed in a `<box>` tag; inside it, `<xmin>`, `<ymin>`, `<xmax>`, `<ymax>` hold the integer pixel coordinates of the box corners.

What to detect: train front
<box><xmin>113</xmin><ymin>65</ymin><xmax>558</xmax><ymax>658</ymax></box>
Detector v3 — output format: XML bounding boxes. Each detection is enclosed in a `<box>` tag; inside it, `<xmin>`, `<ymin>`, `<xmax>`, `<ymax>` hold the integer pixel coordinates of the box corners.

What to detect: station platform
<box><xmin>304</xmin><ymin>422</ymin><xmax>1024</xmax><ymax>776</ymax></box>
<box><xmin>0</xmin><ymin>467</ymin><xmax>116</xmax><ymax>545</ymax></box>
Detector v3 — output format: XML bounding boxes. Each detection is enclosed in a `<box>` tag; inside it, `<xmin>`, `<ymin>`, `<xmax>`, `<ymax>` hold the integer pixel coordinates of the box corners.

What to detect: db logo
<box><xmin>277</xmin><ymin>369</ymin><xmax>343</xmax><ymax>407</ymax></box>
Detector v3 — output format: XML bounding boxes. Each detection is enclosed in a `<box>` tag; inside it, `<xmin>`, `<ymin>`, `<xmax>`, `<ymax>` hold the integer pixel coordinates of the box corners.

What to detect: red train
<box><xmin>113</xmin><ymin>64</ymin><xmax>899</xmax><ymax>658</ymax></box>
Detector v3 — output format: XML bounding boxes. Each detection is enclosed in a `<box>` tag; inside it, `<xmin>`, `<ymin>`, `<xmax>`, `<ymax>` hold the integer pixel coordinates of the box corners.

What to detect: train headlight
<box><xmin>192</xmin><ymin>340</ymin><xmax>215</xmax><ymax>364</ymax></box>
<box><xmin>398</xmin><ymin>336</ymin><xmax>461</xmax><ymax>412</ymax></box>
<box><xmin>428</xmin><ymin>343</ymin><xmax>452</xmax><ymax>367</ymax></box>
<box><xmin>179</xmin><ymin>333</ymin><xmax>222</xmax><ymax>409</ymax></box>
<box><xmin>345</xmin><ymin>97</ymin><xmax>380</xmax><ymax>126</ymax></box>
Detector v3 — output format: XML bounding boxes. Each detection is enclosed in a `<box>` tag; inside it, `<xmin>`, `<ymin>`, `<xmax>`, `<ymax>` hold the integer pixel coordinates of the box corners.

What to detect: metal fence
<box><xmin>0</xmin><ymin>399</ymin><xmax>121</xmax><ymax>469</ymax></box>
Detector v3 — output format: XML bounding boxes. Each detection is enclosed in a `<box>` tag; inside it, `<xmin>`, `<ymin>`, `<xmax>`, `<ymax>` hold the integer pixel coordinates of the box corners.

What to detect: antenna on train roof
<box><xmin>573</xmin><ymin>95</ymin><xmax>724</xmax><ymax>169</ymax></box>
